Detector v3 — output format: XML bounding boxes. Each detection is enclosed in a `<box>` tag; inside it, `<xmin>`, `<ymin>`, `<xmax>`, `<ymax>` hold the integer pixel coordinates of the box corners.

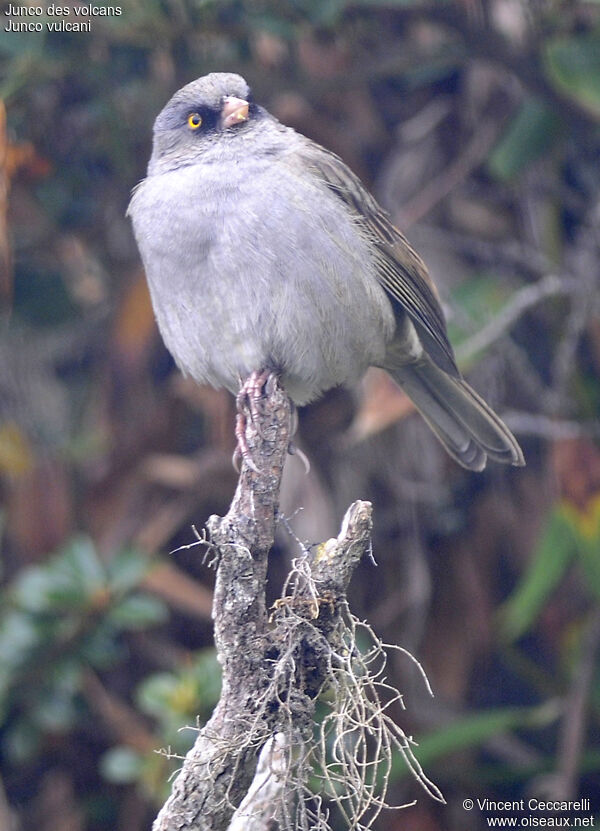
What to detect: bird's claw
<box><xmin>233</xmin><ymin>412</ymin><xmax>261</xmax><ymax>473</ymax></box>
<box><xmin>233</xmin><ymin>369</ymin><xmax>277</xmax><ymax>473</ymax></box>
<box><xmin>232</xmin><ymin>371</ymin><xmax>310</xmax><ymax>475</ymax></box>
<box><xmin>287</xmin><ymin>440</ymin><xmax>310</xmax><ymax>475</ymax></box>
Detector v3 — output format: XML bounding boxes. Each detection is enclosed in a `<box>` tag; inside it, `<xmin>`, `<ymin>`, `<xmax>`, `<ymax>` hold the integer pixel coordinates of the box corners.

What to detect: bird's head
<box><xmin>149</xmin><ymin>72</ymin><xmax>265</xmax><ymax>172</ymax></box>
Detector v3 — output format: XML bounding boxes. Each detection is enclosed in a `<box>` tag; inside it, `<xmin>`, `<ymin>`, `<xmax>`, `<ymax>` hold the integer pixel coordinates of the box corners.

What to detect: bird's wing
<box><xmin>290</xmin><ymin>140</ymin><xmax>460</xmax><ymax>377</ymax></box>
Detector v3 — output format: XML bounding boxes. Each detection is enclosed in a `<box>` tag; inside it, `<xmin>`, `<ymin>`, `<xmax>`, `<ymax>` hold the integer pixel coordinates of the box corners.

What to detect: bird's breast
<box><xmin>129</xmin><ymin>160</ymin><xmax>395</xmax><ymax>403</ymax></box>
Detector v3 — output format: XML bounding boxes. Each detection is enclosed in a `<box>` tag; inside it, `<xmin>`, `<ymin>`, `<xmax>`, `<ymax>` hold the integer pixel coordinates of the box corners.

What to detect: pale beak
<box><xmin>221</xmin><ymin>96</ymin><xmax>250</xmax><ymax>129</ymax></box>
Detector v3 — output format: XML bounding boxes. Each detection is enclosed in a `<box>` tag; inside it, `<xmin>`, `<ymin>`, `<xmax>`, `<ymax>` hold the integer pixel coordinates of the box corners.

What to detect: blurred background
<box><xmin>1</xmin><ymin>1</ymin><xmax>600</xmax><ymax>828</ymax></box>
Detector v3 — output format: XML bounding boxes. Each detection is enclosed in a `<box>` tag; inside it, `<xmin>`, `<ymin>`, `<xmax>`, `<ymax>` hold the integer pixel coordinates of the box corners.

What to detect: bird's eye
<box><xmin>187</xmin><ymin>113</ymin><xmax>203</xmax><ymax>130</ymax></box>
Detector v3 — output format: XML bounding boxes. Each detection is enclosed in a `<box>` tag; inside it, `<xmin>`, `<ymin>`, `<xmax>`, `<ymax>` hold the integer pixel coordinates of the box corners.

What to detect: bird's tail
<box><xmin>389</xmin><ymin>360</ymin><xmax>524</xmax><ymax>471</ymax></box>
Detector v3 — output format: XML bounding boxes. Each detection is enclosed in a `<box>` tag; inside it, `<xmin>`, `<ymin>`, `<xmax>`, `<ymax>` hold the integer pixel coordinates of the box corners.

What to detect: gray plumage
<box><xmin>128</xmin><ymin>72</ymin><xmax>524</xmax><ymax>471</ymax></box>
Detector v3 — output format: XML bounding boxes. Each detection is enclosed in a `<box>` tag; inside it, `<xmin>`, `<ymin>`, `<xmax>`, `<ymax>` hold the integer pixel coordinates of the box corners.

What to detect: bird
<box><xmin>128</xmin><ymin>72</ymin><xmax>524</xmax><ymax>472</ymax></box>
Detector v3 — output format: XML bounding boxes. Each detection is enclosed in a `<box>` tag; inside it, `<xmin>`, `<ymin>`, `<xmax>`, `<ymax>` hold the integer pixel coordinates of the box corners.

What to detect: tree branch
<box><xmin>152</xmin><ymin>376</ymin><xmax>384</xmax><ymax>830</ymax></box>
<box><xmin>153</xmin><ymin>375</ymin><xmax>291</xmax><ymax>831</ymax></box>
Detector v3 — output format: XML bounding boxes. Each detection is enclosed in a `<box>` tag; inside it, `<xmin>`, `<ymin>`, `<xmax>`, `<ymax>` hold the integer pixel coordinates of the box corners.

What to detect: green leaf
<box><xmin>107</xmin><ymin>548</ymin><xmax>152</xmax><ymax>595</ymax></box>
<box><xmin>15</xmin><ymin>536</ymin><xmax>107</xmax><ymax>610</ymax></box>
<box><xmin>559</xmin><ymin>496</ymin><xmax>600</xmax><ymax>598</ymax></box>
<box><xmin>14</xmin><ymin>567</ymin><xmax>66</xmax><ymax>612</ymax></box>
<box><xmin>500</xmin><ymin>507</ymin><xmax>578</xmax><ymax>642</ymax></box>
<box><xmin>399</xmin><ymin>702</ymin><xmax>559</xmax><ymax>775</ymax></box>
<box><xmin>100</xmin><ymin>746</ymin><xmax>144</xmax><ymax>783</ymax></box>
<box><xmin>488</xmin><ymin>97</ymin><xmax>562</xmax><ymax>181</ymax></box>
<box><xmin>136</xmin><ymin>673</ymin><xmax>179</xmax><ymax>718</ymax></box>
<box><xmin>136</xmin><ymin>650</ymin><xmax>221</xmax><ymax>721</ymax></box>
<box><xmin>0</xmin><ymin>611</ymin><xmax>40</xmax><ymax>718</ymax></box>
<box><xmin>545</xmin><ymin>33</ymin><xmax>600</xmax><ymax>119</ymax></box>
<box><xmin>57</xmin><ymin>536</ymin><xmax>106</xmax><ymax>594</ymax></box>
<box><xmin>108</xmin><ymin>594</ymin><xmax>167</xmax><ymax>630</ymax></box>
<box><xmin>0</xmin><ymin>610</ymin><xmax>40</xmax><ymax>668</ymax></box>
<box><xmin>189</xmin><ymin>649</ymin><xmax>222</xmax><ymax>705</ymax></box>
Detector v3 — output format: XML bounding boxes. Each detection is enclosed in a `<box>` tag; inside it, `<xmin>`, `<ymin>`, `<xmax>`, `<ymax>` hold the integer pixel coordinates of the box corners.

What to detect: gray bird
<box><xmin>128</xmin><ymin>72</ymin><xmax>524</xmax><ymax>471</ymax></box>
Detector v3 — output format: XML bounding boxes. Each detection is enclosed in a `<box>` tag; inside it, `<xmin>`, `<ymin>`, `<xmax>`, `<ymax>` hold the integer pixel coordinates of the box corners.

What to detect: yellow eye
<box><xmin>187</xmin><ymin>112</ymin><xmax>202</xmax><ymax>130</ymax></box>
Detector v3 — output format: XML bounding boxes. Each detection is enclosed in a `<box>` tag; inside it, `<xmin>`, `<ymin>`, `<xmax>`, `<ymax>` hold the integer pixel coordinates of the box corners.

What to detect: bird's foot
<box><xmin>233</xmin><ymin>369</ymin><xmax>278</xmax><ymax>473</ymax></box>
<box><xmin>232</xmin><ymin>371</ymin><xmax>310</xmax><ymax>475</ymax></box>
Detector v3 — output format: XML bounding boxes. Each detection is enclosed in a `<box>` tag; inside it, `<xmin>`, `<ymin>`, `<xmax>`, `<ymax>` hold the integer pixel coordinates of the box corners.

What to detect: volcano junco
<box><xmin>128</xmin><ymin>72</ymin><xmax>524</xmax><ymax>471</ymax></box>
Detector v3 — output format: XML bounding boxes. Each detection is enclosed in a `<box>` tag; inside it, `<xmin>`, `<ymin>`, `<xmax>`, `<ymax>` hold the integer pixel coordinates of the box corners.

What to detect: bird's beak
<box><xmin>221</xmin><ymin>96</ymin><xmax>249</xmax><ymax>129</ymax></box>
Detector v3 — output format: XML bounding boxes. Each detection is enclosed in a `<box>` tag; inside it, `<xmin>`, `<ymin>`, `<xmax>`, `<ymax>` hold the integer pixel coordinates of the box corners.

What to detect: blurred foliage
<box><xmin>2</xmin><ymin>1</ymin><xmax>600</xmax><ymax>829</ymax></box>
<box><xmin>502</xmin><ymin>498</ymin><xmax>600</xmax><ymax>643</ymax></box>
<box><xmin>0</xmin><ymin>538</ymin><xmax>166</xmax><ymax>760</ymax></box>
<box><xmin>411</xmin><ymin>701</ymin><xmax>562</xmax><ymax>778</ymax></box>
<box><xmin>101</xmin><ymin>649</ymin><xmax>221</xmax><ymax>799</ymax></box>
<box><xmin>488</xmin><ymin>97</ymin><xmax>563</xmax><ymax>182</ymax></box>
<box><xmin>544</xmin><ymin>32</ymin><xmax>600</xmax><ymax>119</ymax></box>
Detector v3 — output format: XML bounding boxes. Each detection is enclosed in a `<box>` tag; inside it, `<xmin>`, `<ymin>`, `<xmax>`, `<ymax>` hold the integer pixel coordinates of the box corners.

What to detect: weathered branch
<box><xmin>152</xmin><ymin>376</ymin><xmax>379</xmax><ymax>830</ymax></box>
<box><xmin>153</xmin><ymin>376</ymin><xmax>291</xmax><ymax>831</ymax></box>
